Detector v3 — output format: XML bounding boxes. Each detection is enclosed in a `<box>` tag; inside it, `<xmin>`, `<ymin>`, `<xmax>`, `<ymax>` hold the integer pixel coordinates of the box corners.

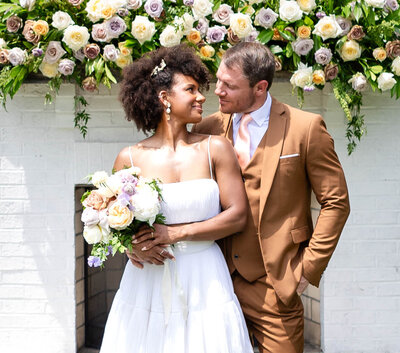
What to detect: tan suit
<box><xmin>193</xmin><ymin>97</ymin><xmax>350</xmax><ymax>353</ymax></box>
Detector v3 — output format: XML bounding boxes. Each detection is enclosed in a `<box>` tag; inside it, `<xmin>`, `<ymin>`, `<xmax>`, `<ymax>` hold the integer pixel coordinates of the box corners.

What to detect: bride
<box><xmin>99</xmin><ymin>44</ymin><xmax>253</xmax><ymax>353</ymax></box>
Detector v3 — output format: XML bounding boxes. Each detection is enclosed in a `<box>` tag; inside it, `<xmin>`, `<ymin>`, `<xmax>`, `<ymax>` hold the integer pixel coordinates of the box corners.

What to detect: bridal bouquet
<box><xmin>81</xmin><ymin>167</ymin><xmax>165</xmax><ymax>268</ymax></box>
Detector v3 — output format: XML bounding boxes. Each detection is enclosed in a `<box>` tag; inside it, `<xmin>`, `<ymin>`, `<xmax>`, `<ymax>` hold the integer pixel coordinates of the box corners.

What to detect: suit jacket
<box><xmin>193</xmin><ymin>96</ymin><xmax>350</xmax><ymax>305</ymax></box>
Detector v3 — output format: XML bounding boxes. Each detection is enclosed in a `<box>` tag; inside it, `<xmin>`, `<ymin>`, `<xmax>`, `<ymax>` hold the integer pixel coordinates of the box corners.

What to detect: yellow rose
<box><xmin>108</xmin><ymin>203</ymin><xmax>134</xmax><ymax>230</ymax></box>
<box><xmin>118</xmin><ymin>42</ymin><xmax>132</xmax><ymax>56</ymax></box>
<box><xmin>372</xmin><ymin>47</ymin><xmax>387</xmax><ymax>62</ymax></box>
<box><xmin>217</xmin><ymin>48</ymin><xmax>226</xmax><ymax>59</ymax></box>
<box><xmin>39</xmin><ymin>61</ymin><xmax>59</xmax><ymax>78</ymax></box>
<box><xmin>200</xmin><ymin>45</ymin><xmax>215</xmax><ymax>58</ymax></box>
<box><xmin>187</xmin><ymin>30</ymin><xmax>202</xmax><ymax>45</ymax></box>
<box><xmin>297</xmin><ymin>25</ymin><xmax>311</xmax><ymax>39</ymax></box>
<box><xmin>101</xmin><ymin>5</ymin><xmax>116</xmax><ymax>19</ymax></box>
<box><xmin>312</xmin><ymin>69</ymin><xmax>325</xmax><ymax>85</ymax></box>
<box><xmin>340</xmin><ymin>40</ymin><xmax>362</xmax><ymax>62</ymax></box>
<box><xmin>116</xmin><ymin>54</ymin><xmax>133</xmax><ymax>68</ymax></box>
<box><xmin>33</xmin><ymin>20</ymin><xmax>49</xmax><ymax>36</ymax></box>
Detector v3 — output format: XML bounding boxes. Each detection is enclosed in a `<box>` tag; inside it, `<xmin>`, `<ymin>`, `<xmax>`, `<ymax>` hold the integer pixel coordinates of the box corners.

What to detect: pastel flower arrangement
<box><xmin>0</xmin><ymin>0</ymin><xmax>400</xmax><ymax>152</ymax></box>
<box><xmin>81</xmin><ymin>167</ymin><xmax>165</xmax><ymax>267</ymax></box>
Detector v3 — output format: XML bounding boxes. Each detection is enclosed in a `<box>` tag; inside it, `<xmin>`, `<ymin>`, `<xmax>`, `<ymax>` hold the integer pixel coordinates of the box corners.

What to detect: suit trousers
<box><xmin>232</xmin><ymin>272</ymin><xmax>304</xmax><ymax>353</ymax></box>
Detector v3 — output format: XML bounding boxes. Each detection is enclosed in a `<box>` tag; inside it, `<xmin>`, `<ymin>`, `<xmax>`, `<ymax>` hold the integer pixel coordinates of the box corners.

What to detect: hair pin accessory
<box><xmin>151</xmin><ymin>59</ymin><xmax>166</xmax><ymax>77</ymax></box>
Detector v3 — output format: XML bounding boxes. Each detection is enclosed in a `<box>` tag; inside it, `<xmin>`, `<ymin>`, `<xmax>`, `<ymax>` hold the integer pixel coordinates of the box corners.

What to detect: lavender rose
<box><xmin>103</xmin><ymin>44</ymin><xmax>120</xmax><ymax>61</ymax></box>
<box><xmin>255</xmin><ymin>8</ymin><xmax>278</xmax><ymax>29</ymax></box>
<box><xmin>32</xmin><ymin>48</ymin><xmax>43</xmax><ymax>57</ymax></box>
<box><xmin>126</xmin><ymin>0</ymin><xmax>143</xmax><ymax>10</ymax></box>
<box><xmin>58</xmin><ymin>59</ymin><xmax>76</xmax><ymax>76</ymax></box>
<box><xmin>8</xmin><ymin>47</ymin><xmax>26</xmax><ymax>66</ymax></box>
<box><xmin>384</xmin><ymin>0</ymin><xmax>399</xmax><ymax>11</ymax></box>
<box><xmin>144</xmin><ymin>0</ymin><xmax>163</xmax><ymax>19</ymax></box>
<box><xmin>22</xmin><ymin>20</ymin><xmax>41</xmax><ymax>44</ymax></box>
<box><xmin>347</xmin><ymin>25</ymin><xmax>366</xmax><ymax>41</ymax></box>
<box><xmin>386</xmin><ymin>40</ymin><xmax>400</xmax><ymax>59</ymax></box>
<box><xmin>183</xmin><ymin>0</ymin><xmax>194</xmax><ymax>5</ymax></box>
<box><xmin>104</xmin><ymin>16</ymin><xmax>127</xmax><ymax>39</ymax></box>
<box><xmin>117</xmin><ymin>8</ymin><xmax>130</xmax><ymax>16</ymax></box>
<box><xmin>91</xmin><ymin>23</ymin><xmax>110</xmax><ymax>43</ymax></box>
<box><xmin>206</xmin><ymin>26</ymin><xmax>227</xmax><ymax>44</ymax></box>
<box><xmin>82</xmin><ymin>76</ymin><xmax>97</xmax><ymax>92</ymax></box>
<box><xmin>0</xmin><ymin>49</ymin><xmax>9</xmax><ymax>64</ymax></box>
<box><xmin>244</xmin><ymin>29</ymin><xmax>259</xmax><ymax>42</ymax></box>
<box><xmin>84</xmin><ymin>43</ymin><xmax>101</xmax><ymax>59</ymax></box>
<box><xmin>292</xmin><ymin>38</ymin><xmax>314</xmax><ymax>56</ymax></box>
<box><xmin>6</xmin><ymin>15</ymin><xmax>23</xmax><ymax>33</ymax></box>
<box><xmin>196</xmin><ymin>18</ymin><xmax>209</xmax><ymax>37</ymax></box>
<box><xmin>314</xmin><ymin>47</ymin><xmax>332</xmax><ymax>65</ymax></box>
<box><xmin>348</xmin><ymin>73</ymin><xmax>368</xmax><ymax>92</ymax></box>
<box><xmin>68</xmin><ymin>0</ymin><xmax>84</xmax><ymax>6</ymax></box>
<box><xmin>336</xmin><ymin>17</ymin><xmax>352</xmax><ymax>36</ymax></box>
<box><xmin>44</xmin><ymin>41</ymin><xmax>66</xmax><ymax>64</ymax></box>
<box><xmin>81</xmin><ymin>207</ymin><xmax>99</xmax><ymax>226</ymax></box>
<box><xmin>324</xmin><ymin>63</ymin><xmax>339</xmax><ymax>81</ymax></box>
<box><xmin>212</xmin><ymin>4</ymin><xmax>234</xmax><ymax>25</ymax></box>
<box><xmin>73</xmin><ymin>48</ymin><xmax>86</xmax><ymax>62</ymax></box>
<box><xmin>316</xmin><ymin>11</ymin><xmax>326</xmax><ymax>19</ymax></box>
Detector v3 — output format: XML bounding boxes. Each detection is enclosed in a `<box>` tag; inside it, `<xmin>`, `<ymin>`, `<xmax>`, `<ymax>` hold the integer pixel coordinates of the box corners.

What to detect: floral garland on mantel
<box><xmin>0</xmin><ymin>0</ymin><xmax>400</xmax><ymax>153</ymax></box>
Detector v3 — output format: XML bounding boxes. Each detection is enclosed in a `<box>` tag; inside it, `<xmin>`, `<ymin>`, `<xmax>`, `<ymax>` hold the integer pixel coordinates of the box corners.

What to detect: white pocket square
<box><xmin>280</xmin><ymin>153</ymin><xmax>300</xmax><ymax>159</ymax></box>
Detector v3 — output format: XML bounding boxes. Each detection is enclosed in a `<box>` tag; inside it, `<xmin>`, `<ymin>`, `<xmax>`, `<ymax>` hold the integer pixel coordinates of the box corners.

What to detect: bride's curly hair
<box><xmin>119</xmin><ymin>44</ymin><xmax>211</xmax><ymax>133</ymax></box>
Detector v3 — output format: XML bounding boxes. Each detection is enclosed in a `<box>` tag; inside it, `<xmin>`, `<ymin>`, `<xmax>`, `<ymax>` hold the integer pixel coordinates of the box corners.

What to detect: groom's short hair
<box><xmin>222</xmin><ymin>42</ymin><xmax>275</xmax><ymax>90</ymax></box>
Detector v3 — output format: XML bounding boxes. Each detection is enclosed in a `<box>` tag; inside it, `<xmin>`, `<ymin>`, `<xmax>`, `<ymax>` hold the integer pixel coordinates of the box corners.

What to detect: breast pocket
<box><xmin>278</xmin><ymin>154</ymin><xmax>301</xmax><ymax>177</ymax></box>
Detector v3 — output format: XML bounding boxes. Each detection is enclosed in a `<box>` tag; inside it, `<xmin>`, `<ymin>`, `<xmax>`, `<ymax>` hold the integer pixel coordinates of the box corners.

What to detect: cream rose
<box><xmin>200</xmin><ymin>44</ymin><xmax>215</xmax><ymax>57</ymax></box>
<box><xmin>85</xmin><ymin>0</ymin><xmax>103</xmax><ymax>22</ymax></box>
<box><xmin>63</xmin><ymin>25</ymin><xmax>90</xmax><ymax>51</ymax></box>
<box><xmin>83</xmin><ymin>224</ymin><xmax>103</xmax><ymax>244</ymax></box>
<box><xmin>365</xmin><ymin>0</ymin><xmax>385</xmax><ymax>7</ymax></box>
<box><xmin>297</xmin><ymin>0</ymin><xmax>316</xmax><ymax>13</ymax></box>
<box><xmin>313</xmin><ymin>15</ymin><xmax>341</xmax><ymax>41</ymax></box>
<box><xmin>115</xmin><ymin>54</ymin><xmax>133</xmax><ymax>68</ymax></box>
<box><xmin>229</xmin><ymin>13</ymin><xmax>253</xmax><ymax>39</ymax></box>
<box><xmin>279</xmin><ymin>1</ymin><xmax>303</xmax><ymax>22</ymax></box>
<box><xmin>174</xmin><ymin>13</ymin><xmax>195</xmax><ymax>35</ymax></box>
<box><xmin>377</xmin><ymin>72</ymin><xmax>396</xmax><ymax>91</ymax></box>
<box><xmin>52</xmin><ymin>11</ymin><xmax>74</xmax><ymax>30</ymax></box>
<box><xmin>91</xmin><ymin>171</ymin><xmax>109</xmax><ymax>187</ymax></box>
<box><xmin>391</xmin><ymin>56</ymin><xmax>400</xmax><ymax>76</ymax></box>
<box><xmin>340</xmin><ymin>40</ymin><xmax>362</xmax><ymax>62</ymax></box>
<box><xmin>108</xmin><ymin>202</ymin><xmax>134</xmax><ymax>230</ymax></box>
<box><xmin>131</xmin><ymin>182</ymin><xmax>160</xmax><ymax>225</ymax></box>
<box><xmin>290</xmin><ymin>63</ymin><xmax>313</xmax><ymax>88</ymax></box>
<box><xmin>159</xmin><ymin>25</ymin><xmax>183</xmax><ymax>47</ymax></box>
<box><xmin>192</xmin><ymin>0</ymin><xmax>213</xmax><ymax>19</ymax></box>
<box><xmin>39</xmin><ymin>61</ymin><xmax>59</xmax><ymax>78</ymax></box>
<box><xmin>372</xmin><ymin>47</ymin><xmax>387</xmax><ymax>62</ymax></box>
<box><xmin>131</xmin><ymin>16</ymin><xmax>156</xmax><ymax>44</ymax></box>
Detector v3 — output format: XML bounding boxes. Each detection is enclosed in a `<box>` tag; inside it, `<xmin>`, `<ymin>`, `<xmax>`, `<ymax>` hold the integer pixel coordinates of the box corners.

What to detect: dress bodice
<box><xmin>161</xmin><ymin>179</ymin><xmax>220</xmax><ymax>225</ymax></box>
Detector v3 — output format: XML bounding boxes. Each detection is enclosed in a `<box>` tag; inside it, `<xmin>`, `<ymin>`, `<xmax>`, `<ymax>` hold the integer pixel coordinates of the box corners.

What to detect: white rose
<box><xmin>85</xmin><ymin>0</ymin><xmax>103</xmax><ymax>22</ymax></box>
<box><xmin>348</xmin><ymin>73</ymin><xmax>368</xmax><ymax>92</ymax></box>
<box><xmin>174</xmin><ymin>13</ymin><xmax>195</xmax><ymax>35</ymax></box>
<box><xmin>108</xmin><ymin>202</ymin><xmax>134</xmax><ymax>230</ymax></box>
<box><xmin>391</xmin><ymin>56</ymin><xmax>400</xmax><ymax>76</ymax></box>
<box><xmin>19</xmin><ymin>0</ymin><xmax>35</xmax><ymax>11</ymax></box>
<box><xmin>377</xmin><ymin>72</ymin><xmax>396</xmax><ymax>91</ymax></box>
<box><xmin>279</xmin><ymin>1</ymin><xmax>303</xmax><ymax>22</ymax></box>
<box><xmin>159</xmin><ymin>25</ymin><xmax>183</xmax><ymax>47</ymax></box>
<box><xmin>131</xmin><ymin>182</ymin><xmax>160</xmax><ymax>225</ymax></box>
<box><xmin>81</xmin><ymin>207</ymin><xmax>99</xmax><ymax>226</ymax></box>
<box><xmin>8</xmin><ymin>47</ymin><xmax>26</xmax><ymax>66</ymax></box>
<box><xmin>63</xmin><ymin>25</ymin><xmax>90</xmax><ymax>51</ymax></box>
<box><xmin>313</xmin><ymin>15</ymin><xmax>342</xmax><ymax>41</ymax></box>
<box><xmin>131</xmin><ymin>15</ymin><xmax>156</xmax><ymax>45</ymax></box>
<box><xmin>365</xmin><ymin>0</ymin><xmax>385</xmax><ymax>7</ymax></box>
<box><xmin>297</xmin><ymin>0</ymin><xmax>316</xmax><ymax>13</ymax></box>
<box><xmin>91</xmin><ymin>171</ymin><xmax>109</xmax><ymax>188</ymax></box>
<box><xmin>0</xmin><ymin>38</ymin><xmax>7</xmax><ymax>49</ymax></box>
<box><xmin>230</xmin><ymin>13</ymin><xmax>253</xmax><ymax>39</ymax></box>
<box><xmin>340</xmin><ymin>40</ymin><xmax>362</xmax><ymax>62</ymax></box>
<box><xmin>248</xmin><ymin>0</ymin><xmax>263</xmax><ymax>4</ymax></box>
<box><xmin>112</xmin><ymin>0</ymin><xmax>128</xmax><ymax>8</ymax></box>
<box><xmin>127</xmin><ymin>0</ymin><xmax>142</xmax><ymax>10</ymax></box>
<box><xmin>52</xmin><ymin>11</ymin><xmax>74</xmax><ymax>30</ymax></box>
<box><xmin>97</xmin><ymin>174</ymin><xmax>123</xmax><ymax>198</ymax></box>
<box><xmin>192</xmin><ymin>0</ymin><xmax>213</xmax><ymax>19</ymax></box>
<box><xmin>125</xmin><ymin>166</ymin><xmax>141</xmax><ymax>176</ymax></box>
<box><xmin>83</xmin><ymin>224</ymin><xmax>103</xmax><ymax>244</ymax></box>
<box><xmin>290</xmin><ymin>62</ymin><xmax>313</xmax><ymax>88</ymax></box>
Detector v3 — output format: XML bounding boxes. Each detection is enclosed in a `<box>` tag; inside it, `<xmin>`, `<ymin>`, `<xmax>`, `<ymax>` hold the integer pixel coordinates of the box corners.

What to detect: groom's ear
<box><xmin>254</xmin><ymin>80</ymin><xmax>269</xmax><ymax>96</ymax></box>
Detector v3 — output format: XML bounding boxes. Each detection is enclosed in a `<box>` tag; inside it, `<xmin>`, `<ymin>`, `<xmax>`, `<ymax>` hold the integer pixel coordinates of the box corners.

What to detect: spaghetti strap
<box><xmin>128</xmin><ymin>146</ymin><xmax>134</xmax><ymax>167</ymax></box>
<box><xmin>207</xmin><ymin>135</ymin><xmax>213</xmax><ymax>180</ymax></box>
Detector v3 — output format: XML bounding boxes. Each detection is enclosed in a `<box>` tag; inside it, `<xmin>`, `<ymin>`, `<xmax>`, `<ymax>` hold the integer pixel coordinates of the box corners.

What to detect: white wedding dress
<box><xmin>99</xmin><ymin>138</ymin><xmax>253</xmax><ymax>353</ymax></box>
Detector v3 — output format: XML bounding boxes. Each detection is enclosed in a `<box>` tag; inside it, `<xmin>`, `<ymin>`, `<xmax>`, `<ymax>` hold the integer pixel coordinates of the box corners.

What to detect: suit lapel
<box><xmin>223</xmin><ymin>113</ymin><xmax>233</xmax><ymax>143</ymax></box>
<box><xmin>259</xmin><ymin>98</ymin><xmax>287</xmax><ymax>224</ymax></box>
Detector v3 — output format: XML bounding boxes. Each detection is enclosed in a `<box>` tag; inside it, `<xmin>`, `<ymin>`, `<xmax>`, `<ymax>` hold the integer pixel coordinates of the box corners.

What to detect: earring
<box><xmin>166</xmin><ymin>102</ymin><xmax>171</xmax><ymax>121</ymax></box>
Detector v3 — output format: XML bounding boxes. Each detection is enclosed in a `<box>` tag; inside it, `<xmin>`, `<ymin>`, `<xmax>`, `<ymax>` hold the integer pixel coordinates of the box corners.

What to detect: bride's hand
<box><xmin>132</xmin><ymin>224</ymin><xmax>180</xmax><ymax>251</ymax></box>
<box><xmin>126</xmin><ymin>242</ymin><xmax>175</xmax><ymax>267</ymax></box>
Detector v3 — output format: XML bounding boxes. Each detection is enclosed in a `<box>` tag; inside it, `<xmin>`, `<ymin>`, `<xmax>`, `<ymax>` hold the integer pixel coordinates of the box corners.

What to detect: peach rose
<box><xmin>200</xmin><ymin>44</ymin><xmax>215</xmax><ymax>58</ymax></box>
<box><xmin>187</xmin><ymin>30</ymin><xmax>202</xmax><ymax>44</ymax></box>
<box><xmin>373</xmin><ymin>47</ymin><xmax>387</xmax><ymax>62</ymax></box>
<box><xmin>83</xmin><ymin>190</ymin><xmax>109</xmax><ymax>210</ymax></box>
<box><xmin>297</xmin><ymin>25</ymin><xmax>311</xmax><ymax>38</ymax></box>
<box><xmin>33</xmin><ymin>20</ymin><xmax>49</xmax><ymax>36</ymax></box>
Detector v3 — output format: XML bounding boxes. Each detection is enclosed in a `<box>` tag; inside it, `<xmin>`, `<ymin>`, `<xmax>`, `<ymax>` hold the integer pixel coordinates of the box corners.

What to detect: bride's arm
<box><xmin>135</xmin><ymin>136</ymin><xmax>248</xmax><ymax>248</ymax></box>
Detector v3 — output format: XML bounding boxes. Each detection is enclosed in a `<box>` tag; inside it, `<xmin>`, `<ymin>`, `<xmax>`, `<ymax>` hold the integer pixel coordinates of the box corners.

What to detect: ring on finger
<box><xmin>151</xmin><ymin>231</ymin><xmax>154</xmax><ymax>239</ymax></box>
<box><xmin>160</xmin><ymin>249</ymin><xmax>166</xmax><ymax>256</ymax></box>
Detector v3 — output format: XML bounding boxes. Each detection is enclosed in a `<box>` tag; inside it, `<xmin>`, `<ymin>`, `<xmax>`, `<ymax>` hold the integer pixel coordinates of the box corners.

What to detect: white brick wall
<box><xmin>0</xmin><ymin>81</ymin><xmax>399</xmax><ymax>353</ymax></box>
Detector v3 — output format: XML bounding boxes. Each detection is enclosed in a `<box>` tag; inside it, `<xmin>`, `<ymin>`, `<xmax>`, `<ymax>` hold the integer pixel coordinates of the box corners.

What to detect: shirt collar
<box><xmin>233</xmin><ymin>92</ymin><xmax>272</xmax><ymax>127</ymax></box>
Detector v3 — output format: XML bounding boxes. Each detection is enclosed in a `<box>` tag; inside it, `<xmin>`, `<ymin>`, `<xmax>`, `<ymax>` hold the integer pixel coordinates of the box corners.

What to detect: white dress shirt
<box><xmin>232</xmin><ymin>93</ymin><xmax>272</xmax><ymax>159</ymax></box>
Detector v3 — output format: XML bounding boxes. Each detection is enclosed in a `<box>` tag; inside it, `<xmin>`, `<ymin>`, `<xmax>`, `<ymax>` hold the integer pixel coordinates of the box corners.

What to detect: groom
<box><xmin>192</xmin><ymin>42</ymin><xmax>350</xmax><ymax>353</ymax></box>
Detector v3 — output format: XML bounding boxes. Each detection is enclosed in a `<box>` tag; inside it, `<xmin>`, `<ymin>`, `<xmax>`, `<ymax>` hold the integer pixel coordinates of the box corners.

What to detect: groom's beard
<box><xmin>219</xmin><ymin>91</ymin><xmax>257</xmax><ymax>115</ymax></box>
